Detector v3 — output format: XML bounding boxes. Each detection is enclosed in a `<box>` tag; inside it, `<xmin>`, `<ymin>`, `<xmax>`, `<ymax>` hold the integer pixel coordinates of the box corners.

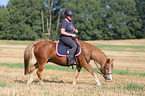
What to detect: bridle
<box><xmin>95</xmin><ymin>61</ymin><xmax>112</xmax><ymax>76</ymax></box>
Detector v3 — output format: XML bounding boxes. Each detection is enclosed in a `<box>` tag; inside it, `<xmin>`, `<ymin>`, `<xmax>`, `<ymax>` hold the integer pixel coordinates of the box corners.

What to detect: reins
<box><xmin>81</xmin><ymin>47</ymin><xmax>103</xmax><ymax>75</ymax></box>
<box><xmin>75</xmin><ymin>40</ymin><xmax>103</xmax><ymax>75</ymax></box>
<box><xmin>75</xmin><ymin>39</ymin><xmax>111</xmax><ymax>76</ymax></box>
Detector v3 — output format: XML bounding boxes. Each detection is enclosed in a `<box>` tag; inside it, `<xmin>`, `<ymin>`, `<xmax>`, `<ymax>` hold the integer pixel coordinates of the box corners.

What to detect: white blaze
<box><xmin>109</xmin><ymin>71</ymin><xmax>112</xmax><ymax>80</ymax></box>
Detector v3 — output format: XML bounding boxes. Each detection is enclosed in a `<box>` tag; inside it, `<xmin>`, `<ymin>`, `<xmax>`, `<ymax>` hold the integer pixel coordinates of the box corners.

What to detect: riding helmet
<box><xmin>64</xmin><ymin>9</ymin><xmax>74</xmax><ymax>16</ymax></box>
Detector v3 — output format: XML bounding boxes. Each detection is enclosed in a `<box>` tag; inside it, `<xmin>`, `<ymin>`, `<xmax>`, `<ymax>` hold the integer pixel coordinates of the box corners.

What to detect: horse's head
<box><xmin>101</xmin><ymin>58</ymin><xmax>114</xmax><ymax>82</ymax></box>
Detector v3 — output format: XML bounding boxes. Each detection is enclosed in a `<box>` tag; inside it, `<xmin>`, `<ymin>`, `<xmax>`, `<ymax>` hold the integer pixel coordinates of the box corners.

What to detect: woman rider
<box><xmin>60</xmin><ymin>9</ymin><xmax>78</xmax><ymax>66</ymax></box>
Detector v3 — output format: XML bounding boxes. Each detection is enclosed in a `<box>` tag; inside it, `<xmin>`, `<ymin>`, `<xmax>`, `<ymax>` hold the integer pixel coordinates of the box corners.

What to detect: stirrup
<box><xmin>68</xmin><ymin>60</ymin><xmax>77</xmax><ymax>66</ymax></box>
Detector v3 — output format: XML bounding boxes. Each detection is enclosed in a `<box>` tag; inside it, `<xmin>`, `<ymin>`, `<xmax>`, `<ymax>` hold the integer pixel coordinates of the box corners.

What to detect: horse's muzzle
<box><xmin>105</xmin><ymin>76</ymin><xmax>112</xmax><ymax>82</ymax></box>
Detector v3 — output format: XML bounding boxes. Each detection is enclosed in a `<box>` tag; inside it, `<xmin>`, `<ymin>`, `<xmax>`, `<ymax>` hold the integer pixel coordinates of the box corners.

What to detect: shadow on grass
<box><xmin>43</xmin><ymin>79</ymin><xmax>96</xmax><ymax>85</ymax></box>
<box><xmin>14</xmin><ymin>79</ymin><xmax>67</xmax><ymax>84</ymax></box>
<box><xmin>14</xmin><ymin>79</ymin><xmax>96</xmax><ymax>85</ymax></box>
<box><xmin>43</xmin><ymin>79</ymin><xmax>65</xmax><ymax>84</ymax></box>
<box><xmin>14</xmin><ymin>80</ymin><xmax>27</xmax><ymax>84</ymax></box>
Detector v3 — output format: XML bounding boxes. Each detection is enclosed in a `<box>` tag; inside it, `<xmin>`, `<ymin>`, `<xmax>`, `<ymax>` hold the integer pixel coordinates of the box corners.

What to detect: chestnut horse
<box><xmin>24</xmin><ymin>40</ymin><xmax>114</xmax><ymax>86</ymax></box>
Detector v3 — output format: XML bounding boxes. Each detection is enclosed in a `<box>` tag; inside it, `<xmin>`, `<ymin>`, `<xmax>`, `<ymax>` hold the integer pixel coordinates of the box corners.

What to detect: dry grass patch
<box><xmin>0</xmin><ymin>39</ymin><xmax>145</xmax><ymax>96</ymax></box>
<box><xmin>0</xmin><ymin>66</ymin><xmax>144</xmax><ymax>96</ymax></box>
<box><xmin>87</xmin><ymin>39</ymin><xmax>145</xmax><ymax>46</ymax></box>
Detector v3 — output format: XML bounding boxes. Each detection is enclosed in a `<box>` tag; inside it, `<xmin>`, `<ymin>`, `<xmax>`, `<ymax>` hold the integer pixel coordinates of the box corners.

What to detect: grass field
<box><xmin>0</xmin><ymin>39</ymin><xmax>145</xmax><ymax>96</ymax></box>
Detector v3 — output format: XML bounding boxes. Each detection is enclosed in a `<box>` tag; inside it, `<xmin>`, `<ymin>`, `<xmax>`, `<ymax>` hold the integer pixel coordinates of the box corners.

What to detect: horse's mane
<box><xmin>80</xmin><ymin>40</ymin><xmax>107</xmax><ymax>65</ymax></box>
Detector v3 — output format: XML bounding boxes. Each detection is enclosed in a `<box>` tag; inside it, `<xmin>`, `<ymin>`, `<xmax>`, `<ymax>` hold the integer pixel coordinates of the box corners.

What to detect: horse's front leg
<box><xmin>82</xmin><ymin>63</ymin><xmax>101</xmax><ymax>86</ymax></box>
<box><xmin>73</xmin><ymin>66</ymin><xmax>82</xmax><ymax>85</ymax></box>
<box><xmin>92</xmin><ymin>73</ymin><xmax>101</xmax><ymax>86</ymax></box>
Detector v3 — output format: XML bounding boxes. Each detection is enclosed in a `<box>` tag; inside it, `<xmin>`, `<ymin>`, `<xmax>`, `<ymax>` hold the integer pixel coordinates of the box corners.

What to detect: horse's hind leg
<box><xmin>29</xmin><ymin>62</ymin><xmax>39</xmax><ymax>73</ymax></box>
<box><xmin>73</xmin><ymin>66</ymin><xmax>82</xmax><ymax>85</ymax></box>
<box><xmin>36</xmin><ymin>62</ymin><xmax>46</xmax><ymax>84</ymax></box>
<box><xmin>27</xmin><ymin>62</ymin><xmax>39</xmax><ymax>84</ymax></box>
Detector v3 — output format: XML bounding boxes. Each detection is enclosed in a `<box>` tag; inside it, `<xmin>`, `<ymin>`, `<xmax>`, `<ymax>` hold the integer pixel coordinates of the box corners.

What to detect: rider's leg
<box><xmin>61</xmin><ymin>37</ymin><xmax>77</xmax><ymax>65</ymax></box>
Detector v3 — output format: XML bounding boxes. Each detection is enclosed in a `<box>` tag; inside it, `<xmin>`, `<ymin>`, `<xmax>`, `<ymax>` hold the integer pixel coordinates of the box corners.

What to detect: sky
<box><xmin>0</xmin><ymin>0</ymin><xmax>9</xmax><ymax>6</ymax></box>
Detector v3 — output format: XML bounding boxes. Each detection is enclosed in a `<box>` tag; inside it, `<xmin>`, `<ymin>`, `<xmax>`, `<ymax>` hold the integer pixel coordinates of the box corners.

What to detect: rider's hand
<box><xmin>75</xmin><ymin>29</ymin><xmax>78</xmax><ymax>33</ymax></box>
<box><xmin>71</xmin><ymin>34</ymin><xmax>76</xmax><ymax>37</ymax></box>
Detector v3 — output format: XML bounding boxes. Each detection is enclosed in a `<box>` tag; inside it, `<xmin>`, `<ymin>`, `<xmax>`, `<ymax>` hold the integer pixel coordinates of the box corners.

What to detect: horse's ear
<box><xmin>106</xmin><ymin>58</ymin><xmax>110</xmax><ymax>63</ymax></box>
<box><xmin>110</xmin><ymin>58</ymin><xmax>114</xmax><ymax>68</ymax></box>
<box><xmin>111</xmin><ymin>59</ymin><xmax>114</xmax><ymax>62</ymax></box>
<box><xmin>106</xmin><ymin>58</ymin><xmax>114</xmax><ymax>63</ymax></box>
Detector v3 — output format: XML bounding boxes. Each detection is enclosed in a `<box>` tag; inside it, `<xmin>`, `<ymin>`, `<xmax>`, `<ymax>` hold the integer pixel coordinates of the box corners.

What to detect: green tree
<box><xmin>0</xmin><ymin>0</ymin><xmax>144</xmax><ymax>40</ymax></box>
<box><xmin>135</xmin><ymin>0</ymin><xmax>145</xmax><ymax>38</ymax></box>
<box><xmin>0</xmin><ymin>7</ymin><xmax>11</xmax><ymax>39</ymax></box>
<box><xmin>103</xmin><ymin>0</ymin><xmax>142</xmax><ymax>39</ymax></box>
<box><xmin>5</xmin><ymin>0</ymin><xmax>46</xmax><ymax>40</ymax></box>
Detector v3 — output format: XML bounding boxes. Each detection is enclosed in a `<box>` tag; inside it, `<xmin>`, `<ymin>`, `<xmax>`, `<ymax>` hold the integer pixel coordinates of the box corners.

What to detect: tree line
<box><xmin>0</xmin><ymin>0</ymin><xmax>145</xmax><ymax>40</ymax></box>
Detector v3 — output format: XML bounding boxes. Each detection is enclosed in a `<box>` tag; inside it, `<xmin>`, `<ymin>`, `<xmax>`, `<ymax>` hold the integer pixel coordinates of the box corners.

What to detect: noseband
<box><xmin>94</xmin><ymin>61</ymin><xmax>112</xmax><ymax>76</ymax></box>
<box><xmin>102</xmin><ymin>63</ymin><xmax>112</xmax><ymax>79</ymax></box>
<box><xmin>103</xmin><ymin>63</ymin><xmax>112</xmax><ymax>75</ymax></box>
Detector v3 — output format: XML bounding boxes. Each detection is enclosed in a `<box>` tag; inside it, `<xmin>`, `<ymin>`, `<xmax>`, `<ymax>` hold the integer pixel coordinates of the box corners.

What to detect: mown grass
<box><xmin>0</xmin><ymin>81</ymin><xmax>7</xmax><ymax>87</ymax></box>
<box><xmin>0</xmin><ymin>40</ymin><xmax>33</xmax><ymax>45</ymax></box>
<box><xmin>1</xmin><ymin>40</ymin><xmax>145</xmax><ymax>52</ymax></box>
<box><xmin>0</xmin><ymin>63</ymin><xmax>145</xmax><ymax>77</ymax></box>
<box><xmin>92</xmin><ymin>43</ymin><xmax>145</xmax><ymax>52</ymax></box>
<box><xmin>0</xmin><ymin>81</ymin><xmax>143</xmax><ymax>96</ymax></box>
<box><xmin>112</xmin><ymin>69</ymin><xmax>145</xmax><ymax>76</ymax></box>
<box><xmin>125</xmin><ymin>81</ymin><xmax>144</xmax><ymax>91</ymax></box>
<box><xmin>0</xmin><ymin>47</ymin><xmax>25</xmax><ymax>50</ymax></box>
<box><xmin>107</xmin><ymin>55</ymin><xmax>140</xmax><ymax>58</ymax></box>
<box><xmin>0</xmin><ymin>40</ymin><xmax>145</xmax><ymax>96</ymax></box>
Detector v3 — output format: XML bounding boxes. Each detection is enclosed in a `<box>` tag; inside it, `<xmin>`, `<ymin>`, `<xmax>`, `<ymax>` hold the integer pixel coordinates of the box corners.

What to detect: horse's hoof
<box><xmin>97</xmin><ymin>83</ymin><xmax>101</xmax><ymax>86</ymax></box>
<box><xmin>72</xmin><ymin>82</ymin><xmax>76</xmax><ymax>85</ymax></box>
<box><xmin>27</xmin><ymin>81</ymin><xmax>31</xmax><ymax>85</ymax></box>
<box><xmin>40</xmin><ymin>81</ymin><xmax>45</xmax><ymax>85</ymax></box>
<box><xmin>27</xmin><ymin>79</ymin><xmax>33</xmax><ymax>85</ymax></box>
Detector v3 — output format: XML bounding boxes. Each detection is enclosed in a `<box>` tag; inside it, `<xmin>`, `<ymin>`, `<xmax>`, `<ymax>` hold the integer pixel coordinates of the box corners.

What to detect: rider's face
<box><xmin>67</xmin><ymin>15</ymin><xmax>72</xmax><ymax>20</ymax></box>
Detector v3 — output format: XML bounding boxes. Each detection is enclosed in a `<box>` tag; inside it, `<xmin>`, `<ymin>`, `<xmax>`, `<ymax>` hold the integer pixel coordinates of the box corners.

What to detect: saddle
<box><xmin>56</xmin><ymin>38</ymin><xmax>81</xmax><ymax>57</ymax></box>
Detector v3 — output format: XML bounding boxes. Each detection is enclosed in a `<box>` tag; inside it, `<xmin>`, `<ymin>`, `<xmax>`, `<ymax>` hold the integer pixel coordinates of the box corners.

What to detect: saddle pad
<box><xmin>56</xmin><ymin>40</ymin><xmax>81</xmax><ymax>57</ymax></box>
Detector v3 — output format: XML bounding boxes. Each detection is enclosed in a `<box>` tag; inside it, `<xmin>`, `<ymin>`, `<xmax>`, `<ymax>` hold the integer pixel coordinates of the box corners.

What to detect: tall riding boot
<box><xmin>68</xmin><ymin>55</ymin><xmax>76</xmax><ymax>66</ymax></box>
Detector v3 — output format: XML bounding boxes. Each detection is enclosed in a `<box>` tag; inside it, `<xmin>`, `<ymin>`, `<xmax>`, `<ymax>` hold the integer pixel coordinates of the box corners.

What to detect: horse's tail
<box><xmin>24</xmin><ymin>43</ymin><xmax>36</xmax><ymax>75</ymax></box>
